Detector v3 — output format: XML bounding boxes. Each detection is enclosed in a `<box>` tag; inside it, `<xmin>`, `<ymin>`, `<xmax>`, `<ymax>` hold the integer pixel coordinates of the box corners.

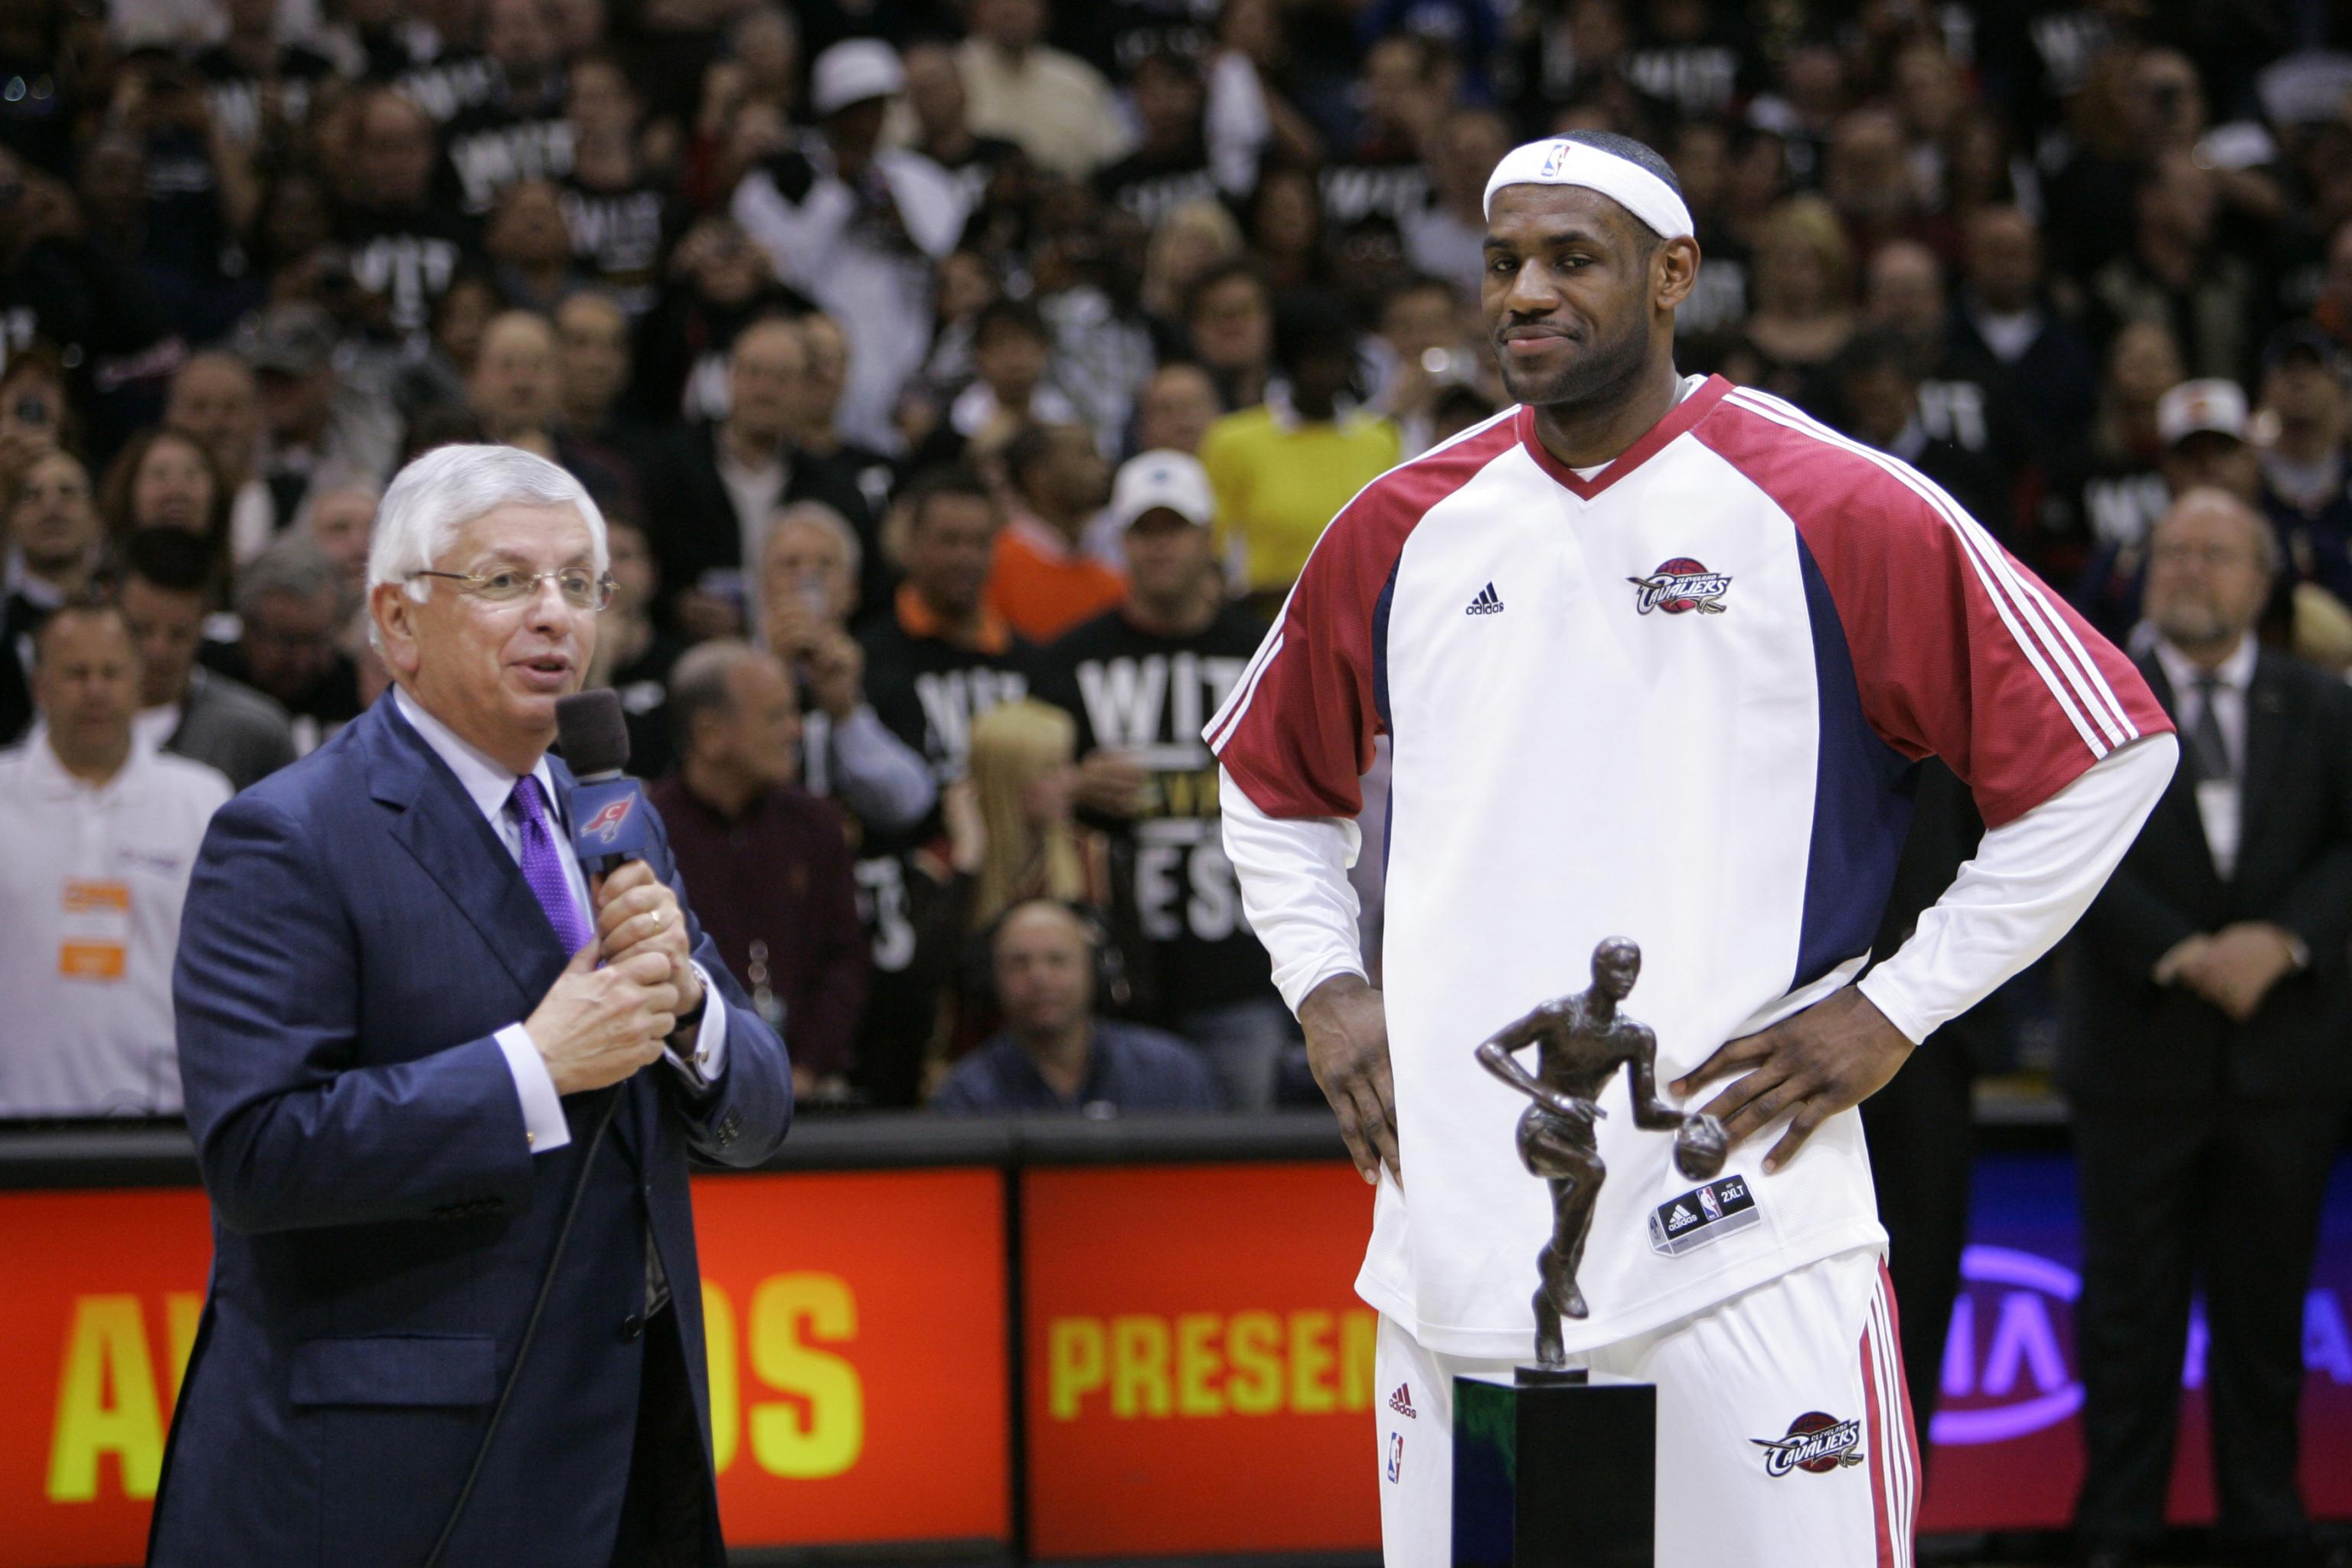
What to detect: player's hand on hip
<box><xmin>594</xmin><ymin>861</ymin><xmax>704</xmax><ymax>1020</ymax></box>
<box><xmin>1669</xmin><ymin>985</ymin><xmax>1911</xmax><ymax>1175</ymax></box>
<box><xmin>1298</xmin><ymin>973</ymin><xmax>1400</xmax><ymax>1187</ymax></box>
<box><xmin>525</xmin><ymin>943</ymin><xmax>681</xmax><ymax>1095</ymax></box>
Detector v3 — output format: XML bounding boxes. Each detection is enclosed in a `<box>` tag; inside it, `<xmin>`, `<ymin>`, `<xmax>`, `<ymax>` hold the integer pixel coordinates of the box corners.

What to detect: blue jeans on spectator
<box><xmin>1177</xmin><ymin>997</ymin><xmax>1293</xmax><ymax>1112</ymax></box>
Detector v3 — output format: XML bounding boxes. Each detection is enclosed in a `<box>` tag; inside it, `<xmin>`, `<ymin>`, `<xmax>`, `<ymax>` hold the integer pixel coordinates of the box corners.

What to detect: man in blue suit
<box><xmin>153</xmin><ymin>445</ymin><xmax>792</xmax><ymax>1567</ymax></box>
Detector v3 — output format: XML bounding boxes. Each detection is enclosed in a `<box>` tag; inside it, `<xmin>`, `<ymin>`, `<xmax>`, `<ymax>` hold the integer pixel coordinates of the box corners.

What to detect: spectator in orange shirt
<box><xmin>986</xmin><ymin>422</ymin><xmax>1122</xmax><ymax>642</ymax></box>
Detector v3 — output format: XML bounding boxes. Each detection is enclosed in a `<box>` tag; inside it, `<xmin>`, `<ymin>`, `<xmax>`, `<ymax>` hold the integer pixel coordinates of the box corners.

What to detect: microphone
<box><xmin>556</xmin><ymin>689</ymin><xmax>654</xmax><ymax>874</ymax></box>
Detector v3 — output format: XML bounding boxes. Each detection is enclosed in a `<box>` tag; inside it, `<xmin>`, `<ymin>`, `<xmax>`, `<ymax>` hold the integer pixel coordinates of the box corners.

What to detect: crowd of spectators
<box><xmin>2</xmin><ymin>0</ymin><xmax>2351</xmax><ymax>1129</ymax></box>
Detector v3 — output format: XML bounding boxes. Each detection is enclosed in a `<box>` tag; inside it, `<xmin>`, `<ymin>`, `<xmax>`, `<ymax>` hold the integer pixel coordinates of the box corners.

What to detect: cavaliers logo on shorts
<box><xmin>1627</xmin><ymin>557</ymin><xmax>1733</xmax><ymax>615</ymax></box>
<box><xmin>1750</xmin><ymin>1412</ymin><xmax>1865</xmax><ymax>1476</ymax></box>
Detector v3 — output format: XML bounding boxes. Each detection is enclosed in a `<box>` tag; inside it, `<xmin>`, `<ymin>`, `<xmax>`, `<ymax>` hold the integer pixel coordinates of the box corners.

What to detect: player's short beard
<box><xmin>1496</xmin><ymin>285</ymin><xmax>1656</xmax><ymax>415</ymax></box>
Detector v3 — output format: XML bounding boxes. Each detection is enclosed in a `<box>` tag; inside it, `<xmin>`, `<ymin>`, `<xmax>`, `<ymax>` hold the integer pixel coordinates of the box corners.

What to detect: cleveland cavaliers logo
<box><xmin>1628</xmin><ymin>557</ymin><xmax>1732</xmax><ymax>615</ymax></box>
<box><xmin>1751</xmin><ymin>1413</ymin><xmax>1865</xmax><ymax>1476</ymax></box>
<box><xmin>584</xmin><ymin>799</ymin><xmax>634</xmax><ymax>844</ymax></box>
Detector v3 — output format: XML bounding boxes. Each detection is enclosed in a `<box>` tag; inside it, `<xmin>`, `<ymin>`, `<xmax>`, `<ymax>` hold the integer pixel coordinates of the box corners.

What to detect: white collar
<box><xmin>393</xmin><ymin>684</ymin><xmax>563</xmax><ymax>826</ymax></box>
<box><xmin>18</xmin><ymin>724</ymin><xmax>152</xmax><ymax>801</ymax></box>
<box><xmin>2153</xmin><ymin>631</ymin><xmax>2256</xmax><ymax>697</ymax></box>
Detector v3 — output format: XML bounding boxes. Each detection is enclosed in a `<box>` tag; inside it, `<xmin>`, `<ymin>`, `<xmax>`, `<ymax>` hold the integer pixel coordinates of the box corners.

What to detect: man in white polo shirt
<box><xmin>0</xmin><ymin>601</ymin><xmax>230</xmax><ymax>1117</ymax></box>
<box><xmin>1210</xmin><ymin>130</ymin><xmax>2181</xmax><ymax>1565</ymax></box>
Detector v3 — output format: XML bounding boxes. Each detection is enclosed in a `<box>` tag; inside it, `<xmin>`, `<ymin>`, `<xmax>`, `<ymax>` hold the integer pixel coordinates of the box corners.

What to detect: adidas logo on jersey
<box><xmin>1465</xmin><ymin>582</ymin><xmax>1504</xmax><ymax>615</ymax></box>
<box><xmin>1667</xmin><ymin>1203</ymin><xmax>1697</xmax><ymax>1231</ymax></box>
<box><xmin>1389</xmin><ymin>1383</ymin><xmax>1418</xmax><ymax>1419</ymax></box>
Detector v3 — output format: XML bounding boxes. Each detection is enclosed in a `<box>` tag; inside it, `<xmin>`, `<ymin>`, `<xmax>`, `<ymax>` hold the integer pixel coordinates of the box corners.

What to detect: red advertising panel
<box><xmin>0</xmin><ymin>1171</ymin><xmax>1008</xmax><ymax>1568</ymax></box>
<box><xmin>1021</xmin><ymin>1161</ymin><xmax>1382</xmax><ymax>1559</ymax></box>
<box><xmin>0</xmin><ymin>1191</ymin><xmax>213</xmax><ymax>1568</ymax></box>
<box><xmin>693</xmin><ymin>1169</ymin><xmax>1010</xmax><ymax>1546</ymax></box>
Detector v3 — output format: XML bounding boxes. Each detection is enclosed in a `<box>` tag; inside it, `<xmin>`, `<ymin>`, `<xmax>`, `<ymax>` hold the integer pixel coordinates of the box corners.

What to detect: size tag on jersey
<box><xmin>60</xmin><ymin>879</ymin><xmax>131</xmax><ymax>982</ymax></box>
<box><xmin>1648</xmin><ymin>1174</ymin><xmax>1760</xmax><ymax>1256</ymax></box>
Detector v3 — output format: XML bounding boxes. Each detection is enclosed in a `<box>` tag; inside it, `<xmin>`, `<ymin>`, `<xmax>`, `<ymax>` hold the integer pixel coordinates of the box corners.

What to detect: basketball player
<box><xmin>1206</xmin><ymin>132</ymin><xmax>2179</xmax><ymax>1566</ymax></box>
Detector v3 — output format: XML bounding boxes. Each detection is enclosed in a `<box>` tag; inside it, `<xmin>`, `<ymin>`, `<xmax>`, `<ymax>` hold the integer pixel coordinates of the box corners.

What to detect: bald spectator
<box><xmin>165</xmin><ymin>354</ymin><xmax>274</xmax><ymax>563</ymax></box>
<box><xmin>757</xmin><ymin>505</ymin><xmax>935</xmax><ymax>835</ymax></box>
<box><xmin>933</xmin><ymin>900</ymin><xmax>1222</xmax><ymax>1114</ymax></box>
<box><xmin>2065</xmin><ymin>488</ymin><xmax>2352</xmax><ymax>1568</ymax></box>
<box><xmin>198</xmin><ymin>537</ymin><xmax>362</xmax><ymax>756</ymax></box>
<box><xmin>296</xmin><ymin>483</ymin><xmax>379</xmax><ymax>605</ymax></box>
<box><xmin>555</xmin><ymin>292</ymin><xmax>642</xmax><ymax>458</ymax></box>
<box><xmin>468</xmin><ymin>310</ymin><xmax>564</xmax><ymax>455</ymax></box>
<box><xmin>120</xmin><ymin>528</ymin><xmax>295</xmax><ymax>791</ymax></box>
<box><xmin>0</xmin><ymin>601</ymin><xmax>230</xmax><ymax>1119</ymax></box>
<box><xmin>651</xmin><ymin>641</ymin><xmax>871</xmax><ymax>1102</ymax></box>
<box><xmin>955</xmin><ymin>0</ymin><xmax>1129</xmax><ymax>179</ymax></box>
<box><xmin>639</xmin><ymin>315</ymin><xmax>878</xmax><ymax>639</ymax></box>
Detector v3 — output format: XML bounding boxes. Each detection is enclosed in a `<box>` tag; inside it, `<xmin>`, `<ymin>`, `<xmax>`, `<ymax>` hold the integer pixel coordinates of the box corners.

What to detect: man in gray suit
<box><xmin>119</xmin><ymin>528</ymin><xmax>297</xmax><ymax>792</ymax></box>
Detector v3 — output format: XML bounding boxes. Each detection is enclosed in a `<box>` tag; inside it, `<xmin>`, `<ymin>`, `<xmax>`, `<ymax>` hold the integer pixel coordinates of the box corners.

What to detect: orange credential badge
<box><xmin>58</xmin><ymin>880</ymin><xmax>130</xmax><ymax>982</ymax></box>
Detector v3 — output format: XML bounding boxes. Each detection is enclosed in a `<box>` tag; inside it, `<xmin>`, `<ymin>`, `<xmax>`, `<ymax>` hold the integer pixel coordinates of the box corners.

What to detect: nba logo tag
<box><xmin>585</xmin><ymin>798</ymin><xmax>633</xmax><ymax>844</ymax></box>
<box><xmin>1699</xmin><ymin>1185</ymin><xmax>1723</xmax><ymax>1222</ymax></box>
<box><xmin>1538</xmin><ymin>139</ymin><xmax>1572</xmax><ymax>177</ymax></box>
<box><xmin>1387</xmin><ymin>1432</ymin><xmax>1404</xmax><ymax>1483</ymax></box>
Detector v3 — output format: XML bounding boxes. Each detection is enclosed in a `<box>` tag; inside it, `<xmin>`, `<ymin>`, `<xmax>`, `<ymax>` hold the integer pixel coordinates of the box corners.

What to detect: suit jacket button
<box><xmin>621</xmin><ymin>1313</ymin><xmax>645</xmax><ymax>1341</ymax></box>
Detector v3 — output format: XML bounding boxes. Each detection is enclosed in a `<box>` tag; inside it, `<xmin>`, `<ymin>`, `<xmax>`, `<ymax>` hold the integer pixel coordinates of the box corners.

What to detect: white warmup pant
<box><xmin>1372</xmin><ymin>1246</ymin><xmax>1919</xmax><ymax>1568</ymax></box>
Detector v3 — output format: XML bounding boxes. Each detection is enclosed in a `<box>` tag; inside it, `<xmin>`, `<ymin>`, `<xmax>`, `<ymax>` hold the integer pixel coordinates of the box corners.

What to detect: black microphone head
<box><xmin>555</xmin><ymin>688</ymin><xmax>632</xmax><ymax>778</ymax></box>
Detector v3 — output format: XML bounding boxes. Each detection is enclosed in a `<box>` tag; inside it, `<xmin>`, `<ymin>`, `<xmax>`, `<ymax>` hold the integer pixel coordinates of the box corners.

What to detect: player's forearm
<box><xmin>1858</xmin><ymin>733</ymin><xmax>2176</xmax><ymax>1044</ymax></box>
<box><xmin>1220</xmin><ymin>767</ymin><xmax>1369</xmax><ymax>1014</ymax></box>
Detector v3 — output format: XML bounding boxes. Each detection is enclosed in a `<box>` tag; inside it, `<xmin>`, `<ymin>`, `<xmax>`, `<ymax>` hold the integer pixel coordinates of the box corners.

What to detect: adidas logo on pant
<box><xmin>1465</xmin><ymin>582</ymin><xmax>1504</xmax><ymax>615</ymax></box>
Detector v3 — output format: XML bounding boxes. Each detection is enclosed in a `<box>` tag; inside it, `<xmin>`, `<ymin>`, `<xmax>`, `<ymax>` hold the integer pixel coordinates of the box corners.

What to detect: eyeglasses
<box><xmin>410</xmin><ymin>567</ymin><xmax>616</xmax><ymax>610</ymax></box>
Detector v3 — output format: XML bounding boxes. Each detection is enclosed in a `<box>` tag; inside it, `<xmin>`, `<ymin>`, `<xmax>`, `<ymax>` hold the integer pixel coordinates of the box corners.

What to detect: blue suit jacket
<box><xmin>149</xmin><ymin>695</ymin><xmax>792</xmax><ymax>1566</ymax></box>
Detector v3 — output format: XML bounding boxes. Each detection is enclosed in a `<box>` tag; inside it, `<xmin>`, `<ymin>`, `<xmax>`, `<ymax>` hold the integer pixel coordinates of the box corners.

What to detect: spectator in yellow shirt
<box><xmin>1200</xmin><ymin>295</ymin><xmax>1401</xmax><ymax>607</ymax></box>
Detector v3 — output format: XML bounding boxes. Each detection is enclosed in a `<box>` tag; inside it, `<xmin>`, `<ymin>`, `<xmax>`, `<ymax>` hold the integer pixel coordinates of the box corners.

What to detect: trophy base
<box><xmin>1452</xmin><ymin>1370</ymin><xmax>1655</xmax><ymax>1568</ymax></box>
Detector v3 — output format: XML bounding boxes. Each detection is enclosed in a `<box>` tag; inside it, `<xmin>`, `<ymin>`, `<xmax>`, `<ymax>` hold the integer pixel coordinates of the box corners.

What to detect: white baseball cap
<box><xmin>810</xmin><ymin>39</ymin><xmax>904</xmax><ymax>116</ymax></box>
<box><xmin>1109</xmin><ymin>450</ymin><xmax>1215</xmax><ymax>530</ymax></box>
<box><xmin>2156</xmin><ymin>378</ymin><xmax>2249</xmax><ymax>446</ymax></box>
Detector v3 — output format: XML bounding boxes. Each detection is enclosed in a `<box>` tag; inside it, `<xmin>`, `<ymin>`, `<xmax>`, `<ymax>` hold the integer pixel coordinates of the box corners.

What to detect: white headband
<box><xmin>1482</xmin><ymin>137</ymin><xmax>1694</xmax><ymax>241</ymax></box>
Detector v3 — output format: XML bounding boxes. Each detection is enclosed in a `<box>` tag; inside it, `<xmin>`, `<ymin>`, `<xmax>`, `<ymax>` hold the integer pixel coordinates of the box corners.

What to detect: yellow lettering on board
<box><xmin>1109</xmin><ymin>1315</ymin><xmax>1171</xmax><ymax>1417</ymax></box>
<box><xmin>1174</xmin><ymin>1313</ymin><xmax>1225</xmax><ymax>1416</ymax></box>
<box><xmin>1224</xmin><ymin>1310</ymin><xmax>1282</xmax><ymax>1415</ymax></box>
<box><xmin>1047</xmin><ymin>1317</ymin><xmax>1106</xmax><ymax>1419</ymax></box>
<box><xmin>1288</xmin><ymin>1309</ymin><xmax>1336</xmax><ymax>1414</ymax></box>
<box><xmin>46</xmin><ymin>1295</ymin><xmax>165</xmax><ymax>1502</ymax></box>
<box><xmin>701</xmin><ymin>1281</ymin><xmax>738</xmax><ymax>1474</ymax></box>
<box><xmin>748</xmin><ymin>1273</ymin><xmax>864</xmax><ymax>1479</ymax></box>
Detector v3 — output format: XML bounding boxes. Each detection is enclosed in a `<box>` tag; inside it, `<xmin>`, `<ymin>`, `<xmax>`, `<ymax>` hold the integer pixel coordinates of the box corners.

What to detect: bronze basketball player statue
<box><xmin>1475</xmin><ymin>937</ymin><xmax>1728</xmax><ymax>1368</ymax></box>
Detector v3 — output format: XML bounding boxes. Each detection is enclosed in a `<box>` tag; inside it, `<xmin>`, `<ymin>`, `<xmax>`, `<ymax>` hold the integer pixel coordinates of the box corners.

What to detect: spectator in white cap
<box><xmin>732</xmin><ymin>40</ymin><xmax>970</xmax><ymax>456</ymax></box>
<box><xmin>1031</xmin><ymin>449</ymin><xmax>1293</xmax><ymax>1109</ymax></box>
<box><xmin>2157</xmin><ymin>377</ymin><xmax>2261</xmax><ymax>505</ymax></box>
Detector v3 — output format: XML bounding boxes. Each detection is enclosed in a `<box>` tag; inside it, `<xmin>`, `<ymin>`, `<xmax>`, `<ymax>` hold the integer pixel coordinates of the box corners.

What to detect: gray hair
<box><xmin>236</xmin><ymin>536</ymin><xmax>345</xmax><ymax>619</ymax></box>
<box><xmin>668</xmin><ymin>637</ymin><xmax>767</xmax><ymax>754</ymax></box>
<box><xmin>368</xmin><ymin>443</ymin><xmax>608</xmax><ymax>605</ymax></box>
<box><xmin>766</xmin><ymin>498</ymin><xmax>863</xmax><ymax>583</ymax></box>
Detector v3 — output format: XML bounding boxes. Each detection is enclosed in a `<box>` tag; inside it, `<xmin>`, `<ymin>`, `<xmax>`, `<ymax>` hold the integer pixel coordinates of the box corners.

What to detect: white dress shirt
<box><xmin>0</xmin><ymin>732</ymin><xmax>231</xmax><ymax>1116</ymax></box>
<box><xmin>393</xmin><ymin>687</ymin><xmax>727</xmax><ymax>1155</ymax></box>
<box><xmin>2152</xmin><ymin>632</ymin><xmax>2256</xmax><ymax>880</ymax></box>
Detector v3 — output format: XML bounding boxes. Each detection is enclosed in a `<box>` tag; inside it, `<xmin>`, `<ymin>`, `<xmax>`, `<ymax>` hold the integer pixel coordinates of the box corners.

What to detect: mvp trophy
<box><xmin>1452</xmin><ymin>937</ymin><xmax>1728</xmax><ymax>1568</ymax></box>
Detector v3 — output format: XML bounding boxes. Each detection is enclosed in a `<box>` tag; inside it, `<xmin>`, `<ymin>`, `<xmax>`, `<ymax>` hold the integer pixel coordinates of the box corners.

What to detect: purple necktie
<box><xmin>509</xmin><ymin>775</ymin><xmax>593</xmax><ymax>956</ymax></box>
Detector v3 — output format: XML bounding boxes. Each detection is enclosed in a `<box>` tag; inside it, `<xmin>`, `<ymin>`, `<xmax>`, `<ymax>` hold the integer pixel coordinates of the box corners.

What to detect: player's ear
<box><xmin>1654</xmin><ymin>235</ymin><xmax>1701</xmax><ymax>312</ymax></box>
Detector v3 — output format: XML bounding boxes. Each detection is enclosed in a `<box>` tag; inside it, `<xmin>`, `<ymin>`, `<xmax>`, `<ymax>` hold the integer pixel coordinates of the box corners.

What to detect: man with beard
<box><xmin>1207</xmin><ymin>130</ymin><xmax>2180</xmax><ymax>1565</ymax></box>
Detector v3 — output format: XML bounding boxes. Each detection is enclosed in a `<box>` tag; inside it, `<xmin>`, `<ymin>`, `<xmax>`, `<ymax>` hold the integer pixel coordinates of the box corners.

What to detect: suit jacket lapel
<box><xmin>2236</xmin><ymin>654</ymin><xmax>2289</xmax><ymax>876</ymax></box>
<box><xmin>368</xmin><ymin>699</ymin><xmax>568</xmax><ymax>1001</ymax></box>
<box><xmin>2136</xmin><ymin>652</ymin><xmax>2224</xmax><ymax>887</ymax></box>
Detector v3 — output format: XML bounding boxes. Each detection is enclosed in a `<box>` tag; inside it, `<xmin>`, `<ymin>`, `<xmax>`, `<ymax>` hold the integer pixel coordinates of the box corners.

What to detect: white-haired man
<box><xmin>153</xmin><ymin>446</ymin><xmax>792</xmax><ymax>1567</ymax></box>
